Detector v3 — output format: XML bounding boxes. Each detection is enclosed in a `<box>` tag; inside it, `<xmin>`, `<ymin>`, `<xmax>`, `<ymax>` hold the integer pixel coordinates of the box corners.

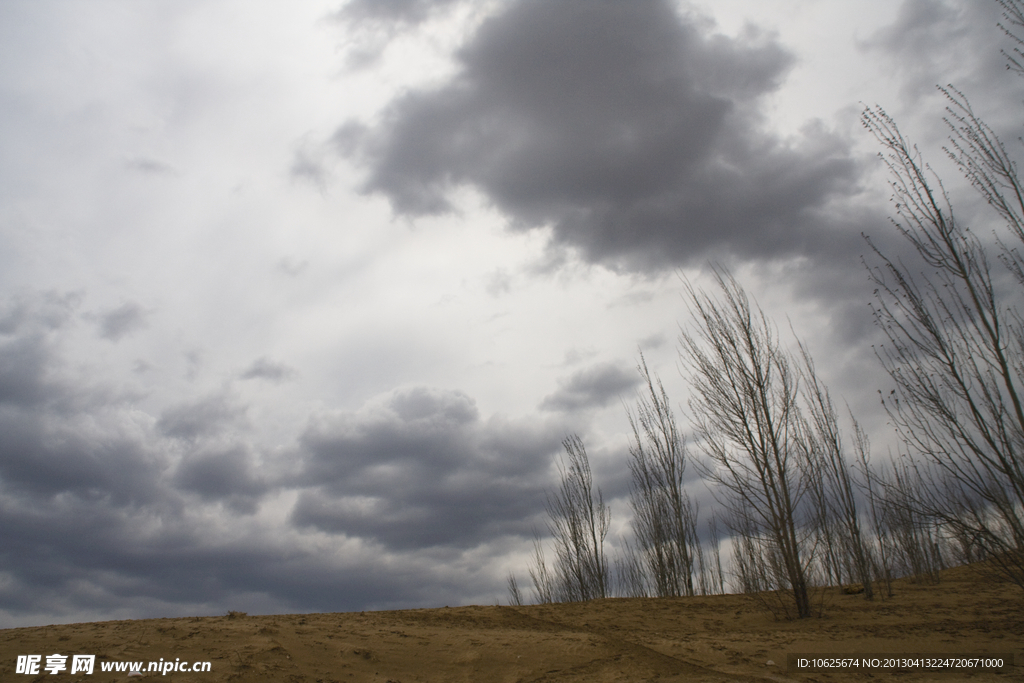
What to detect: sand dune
<box><xmin>2</xmin><ymin>564</ymin><xmax>1019</xmax><ymax>682</ymax></box>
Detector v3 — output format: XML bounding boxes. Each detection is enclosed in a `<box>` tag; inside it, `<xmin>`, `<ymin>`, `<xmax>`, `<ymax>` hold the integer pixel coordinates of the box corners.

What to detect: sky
<box><xmin>1</xmin><ymin>0</ymin><xmax>1022</xmax><ymax>627</ymax></box>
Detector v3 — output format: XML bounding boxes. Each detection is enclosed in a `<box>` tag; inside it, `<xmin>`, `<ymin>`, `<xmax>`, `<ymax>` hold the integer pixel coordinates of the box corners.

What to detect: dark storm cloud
<box><xmin>0</xmin><ymin>292</ymin><xmax>164</xmax><ymax>506</ymax></box>
<box><xmin>0</xmin><ymin>370</ymin><xmax>280</xmax><ymax>622</ymax></box>
<box><xmin>540</xmin><ymin>361</ymin><xmax>639</xmax><ymax>412</ymax></box>
<box><xmin>0</xmin><ymin>334</ymin><xmax>54</xmax><ymax>408</ymax></box>
<box><xmin>97</xmin><ymin>301</ymin><xmax>148</xmax><ymax>341</ymax></box>
<box><xmin>338</xmin><ymin>0</ymin><xmax>865</xmax><ymax>271</ymax></box>
<box><xmin>0</xmin><ymin>478</ymin><xmax>496</xmax><ymax>620</ymax></box>
<box><xmin>292</xmin><ymin>386</ymin><xmax>562</xmax><ymax>549</ymax></box>
<box><xmin>0</xmin><ymin>293</ymin><xmax>560</xmax><ymax>625</ymax></box>
<box><xmin>0</xmin><ymin>291</ymin><xmax>81</xmax><ymax>408</ymax></box>
<box><xmin>0</xmin><ymin>295</ymin><xmax>173</xmax><ymax>620</ymax></box>
<box><xmin>0</xmin><ymin>491</ymin><xmax>391</xmax><ymax>622</ymax></box>
<box><xmin>0</xmin><ymin>291</ymin><xmax>312</xmax><ymax>622</ymax></box>
<box><xmin>172</xmin><ymin>446</ymin><xmax>267</xmax><ymax>513</ymax></box>
<box><xmin>0</xmin><ymin>411</ymin><xmax>164</xmax><ymax>506</ymax></box>
<box><xmin>0</xmin><ymin>289</ymin><xmax>590</xmax><ymax>624</ymax></box>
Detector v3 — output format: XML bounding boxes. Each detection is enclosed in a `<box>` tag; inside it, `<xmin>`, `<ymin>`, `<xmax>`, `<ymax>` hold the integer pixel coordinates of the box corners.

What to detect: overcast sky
<box><xmin>1</xmin><ymin>0</ymin><xmax>1021</xmax><ymax>627</ymax></box>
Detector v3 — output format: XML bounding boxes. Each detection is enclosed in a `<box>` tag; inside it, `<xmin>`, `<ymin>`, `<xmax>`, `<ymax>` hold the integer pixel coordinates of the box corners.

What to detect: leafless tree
<box><xmin>998</xmin><ymin>0</ymin><xmax>1024</xmax><ymax>76</ymax></box>
<box><xmin>680</xmin><ymin>268</ymin><xmax>814</xmax><ymax>618</ymax></box>
<box><xmin>527</xmin><ymin>533</ymin><xmax>555</xmax><ymax>604</ymax></box>
<box><xmin>729</xmin><ymin>502</ymin><xmax>770</xmax><ymax>595</ymax></box>
<box><xmin>547</xmin><ymin>434</ymin><xmax>610</xmax><ymax>601</ymax></box>
<box><xmin>798</xmin><ymin>344</ymin><xmax>875</xmax><ymax>598</ymax></box>
<box><xmin>853</xmin><ymin>423</ymin><xmax>894</xmax><ymax>597</ymax></box>
<box><xmin>506</xmin><ymin>572</ymin><xmax>524</xmax><ymax>606</ymax></box>
<box><xmin>706</xmin><ymin>512</ymin><xmax>726</xmax><ymax>595</ymax></box>
<box><xmin>862</xmin><ymin>34</ymin><xmax>1024</xmax><ymax>587</ymax></box>
<box><xmin>878</xmin><ymin>457</ymin><xmax>944</xmax><ymax>583</ymax></box>
<box><xmin>727</xmin><ymin>500</ymin><xmax>801</xmax><ymax>619</ymax></box>
<box><xmin>804</xmin><ymin>448</ymin><xmax>845</xmax><ymax>586</ymax></box>
<box><xmin>615</xmin><ymin>539</ymin><xmax>650</xmax><ymax>598</ymax></box>
<box><xmin>625</xmin><ymin>353</ymin><xmax>701</xmax><ymax>597</ymax></box>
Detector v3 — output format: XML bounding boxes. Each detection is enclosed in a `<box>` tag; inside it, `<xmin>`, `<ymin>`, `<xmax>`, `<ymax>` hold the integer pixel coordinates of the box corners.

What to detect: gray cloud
<box><xmin>172</xmin><ymin>446</ymin><xmax>267</xmax><ymax>513</ymax></box>
<box><xmin>0</xmin><ymin>301</ymin><xmax>261</xmax><ymax>622</ymax></box>
<box><xmin>861</xmin><ymin>0</ymin><xmax>1008</xmax><ymax>104</ymax></box>
<box><xmin>338</xmin><ymin>0</ymin><xmax>867</xmax><ymax>271</ymax></box>
<box><xmin>156</xmin><ymin>394</ymin><xmax>247</xmax><ymax>441</ymax></box>
<box><xmin>0</xmin><ymin>292</ymin><xmax>571</xmax><ymax>624</ymax></box>
<box><xmin>0</xmin><ymin>291</ymin><xmax>81</xmax><ymax>409</ymax></box>
<box><xmin>290</xmin><ymin>138</ymin><xmax>332</xmax><ymax>191</ymax></box>
<box><xmin>290</xmin><ymin>154</ymin><xmax>328</xmax><ymax>189</ymax></box>
<box><xmin>183</xmin><ymin>349</ymin><xmax>204</xmax><ymax>381</ymax></box>
<box><xmin>0</xmin><ymin>291</ymin><xmax>528</xmax><ymax>624</ymax></box>
<box><xmin>292</xmin><ymin>386</ymin><xmax>561</xmax><ymax>549</ymax></box>
<box><xmin>276</xmin><ymin>257</ymin><xmax>309</xmax><ymax>277</ymax></box>
<box><xmin>124</xmin><ymin>157</ymin><xmax>176</xmax><ymax>175</ymax></box>
<box><xmin>540</xmin><ymin>361</ymin><xmax>639</xmax><ymax>412</ymax></box>
<box><xmin>330</xmin><ymin>0</ymin><xmax>468</xmax><ymax>70</ymax></box>
<box><xmin>866</xmin><ymin>0</ymin><xmax>967</xmax><ymax>60</ymax></box>
<box><xmin>0</xmin><ymin>489</ymin><xmax>434</xmax><ymax>624</ymax></box>
<box><xmin>0</xmin><ymin>334</ymin><xmax>54</xmax><ymax>408</ymax></box>
<box><xmin>97</xmin><ymin>301</ymin><xmax>148</xmax><ymax>341</ymax></box>
<box><xmin>0</xmin><ymin>291</ymin><xmax>80</xmax><ymax>335</ymax></box>
<box><xmin>240</xmin><ymin>357</ymin><xmax>296</xmax><ymax>382</ymax></box>
<box><xmin>335</xmin><ymin>0</ymin><xmax>464</xmax><ymax>26</ymax></box>
<box><xmin>0</xmin><ymin>293</ymin><xmax>165</xmax><ymax>506</ymax></box>
<box><xmin>0</xmin><ymin>411</ymin><xmax>164</xmax><ymax>506</ymax></box>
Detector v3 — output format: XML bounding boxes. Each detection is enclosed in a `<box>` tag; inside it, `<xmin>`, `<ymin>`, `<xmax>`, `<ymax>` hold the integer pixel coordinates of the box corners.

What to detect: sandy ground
<box><xmin>1</xmin><ymin>565</ymin><xmax>1019</xmax><ymax>682</ymax></box>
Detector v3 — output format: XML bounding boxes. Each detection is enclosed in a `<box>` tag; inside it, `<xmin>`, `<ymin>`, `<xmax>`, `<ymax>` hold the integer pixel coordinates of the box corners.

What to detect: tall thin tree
<box><xmin>797</xmin><ymin>343</ymin><xmax>874</xmax><ymax>598</ymax></box>
<box><xmin>680</xmin><ymin>268</ymin><xmax>814</xmax><ymax>618</ymax></box>
<box><xmin>862</xmin><ymin>62</ymin><xmax>1024</xmax><ymax>588</ymax></box>
<box><xmin>547</xmin><ymin>434</ymin><xmax>610</xmax><ymax>601</ymax></box>
<box><xmin>626</xmin><ymin>353</ymin><xmax>701</xmax><ymax>597</ymax></box>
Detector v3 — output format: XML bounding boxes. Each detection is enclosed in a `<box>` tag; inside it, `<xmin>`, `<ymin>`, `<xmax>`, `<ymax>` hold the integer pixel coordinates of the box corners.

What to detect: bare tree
<box><xmin>706</xmin><ymin>512</ymin><xmax>726</xmax><ymax>595</ymax></box>
<box><xmin>998</xmin><ymin>0</ymin><xmax>1024</xmax><ymax>76</ymax></box>
<box><xmin>527</xmin><ymin>533</ymin><xmax>555</xmax><ymax>604</ymax></box>
<box><xmin>862</xmin><ymin>54</ymin><xmax>1024</xmax><ymax>588</ymax></box>
<box><xmin>727</xmin><ymin>500</ymin><xmax>800</xmax><ymax>619</ymax></box>
<box><xmin>874</xmin><ymin>457</ymin><xmax>949</xmax><ymax>584</ymax></box>
<box><xmin>615</xmin><ymin>539</ymin><xmax>650</xmax><ymax>598</ymax></box>
<box><xmin>547</xmin><ymin>434</ymin><xmax>610</xmax><ymax>601</ymax></box>
<box><xmin>626</xmin><ymin>353</ymin><xmax>701</xmax><ymax>597</ymax></box>
<box><xmin>680</xmin><ymin>268</ymin><xmax>814</xmax><ymax>618</ymax></box>
<box><xmin>506</xmin><ymin>572</ymin><xmax>524</xmax><ymax>606</ymax></box>
<box><xmin>798</xmin><ymin>344</ymin><xmax>875</xmax><ymax>598</ymax></box>
<box><xmin>853</xmin><ymin>422</ymin><xmax>894</xmax><ymax>597</ymax></box>
<box><xmin>804</xmin><ymin>446</ymin><xmax>845</xmax><ymax>587</ymax></box>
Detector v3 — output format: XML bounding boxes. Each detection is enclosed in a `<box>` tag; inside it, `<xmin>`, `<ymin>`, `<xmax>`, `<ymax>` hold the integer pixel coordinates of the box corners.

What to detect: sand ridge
<box><xmin>1</xmin><ymin>565</ymin><xmax>1019</xmax><ymax>682</ymax></box>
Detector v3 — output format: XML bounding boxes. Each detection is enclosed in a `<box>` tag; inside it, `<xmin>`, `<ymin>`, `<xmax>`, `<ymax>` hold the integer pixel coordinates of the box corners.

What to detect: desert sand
<box><xmin>1</xmin><ymin>564</ymin><xmax>1019</xmax><ymax>682</ymax></box>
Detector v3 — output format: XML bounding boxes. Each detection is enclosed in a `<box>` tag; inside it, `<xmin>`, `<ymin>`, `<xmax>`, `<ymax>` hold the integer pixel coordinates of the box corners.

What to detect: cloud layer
<box><xmin>0</xmin><ymin>292</ymin><xmax>579</xmax><ymax>625</ymax></box>
<box><xmin>1</xmin><ymin>0</ymin><xmax>1021</xmax><ymax>628</ymax></box>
